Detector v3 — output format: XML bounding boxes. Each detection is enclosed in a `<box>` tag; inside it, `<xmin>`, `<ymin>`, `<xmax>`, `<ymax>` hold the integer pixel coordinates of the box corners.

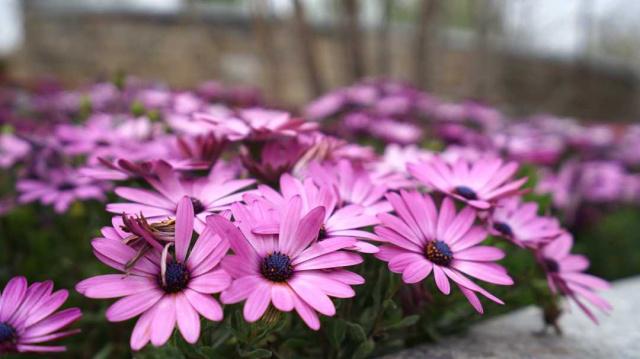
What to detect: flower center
<box><xmin>493</xmin><ymin>222</ymin><xmax>513</xmax><ymax>237</ymax></box>
<box><xmin>261</xmin><ymin>252</ymin><xmax>294</xmax><ymax>282</ymax></box>
<box><xmin>543</xmin><ymin>258</ymin><xmax>560</xmax><ymax>273</ymax></box>
<box><xmin>57</xmin><ymin>182</ymin><xmax>76</xmax><ymax>191</ymax></box>
<box><xmin>425</xmin><ymin>240</ymin><xmax>453</xmax><ymax>266</ymax></box>
<box><xmin>454</xmin><ymin>186</ymin><xmax>478</xmax><ymax>200</ymax></box>
<box><xmin>161</xmin><ymin>261</ymin><xmax>191</xmax><ymax>293</ymax></box>
<box><xmin>0</xmin><ymin>323</ymin><xmax>15</xmax><ymax>344</ymax></box>
<box><xmin>189</xmin><ymin>197</ymin><xmax>205</xmax><ymax>214</ymax></box>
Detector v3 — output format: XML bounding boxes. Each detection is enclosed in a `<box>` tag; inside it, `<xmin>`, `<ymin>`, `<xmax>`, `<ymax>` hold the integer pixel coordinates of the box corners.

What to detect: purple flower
<box><xmin>0</xmin><ymin>276</ymin><xmax>81</xmax><ymax>353</ymax></box>
<box><xmin>240</xmin><ymin>136</ymin><xmax>311</xmax><ymax>185</ymax></box>
<box><xmin>17</xmin><ymin>168</ymin><xmax>108</xmax><ymax>213</ymax></box>
<box><xmin>375</xmin><ymin>191</ymin><xmax>513</xmax><ymax>312</ymax></box>
<box><xmin>0</xmin><ymin>133</ymin><xmax>30</xmax><ymax>169</ymax></box>
<box><xmin>209</xmin><ymin>196</ymin><xmax>363</xmax><ymax>330</ymax></box>
<box><xmin>195</xmin><ymin>108</ymin><xmax>317</xmax><ymax>141</ymax></box>
<box><xmin>249</xmin><ymin>173</ymin><xmax>380</xmax><ymax>253</ymax></box>
<box><xmin>107</xmin><ymin>161</ymin><xmax>254</xmax><ymax>232</ymax></box>
<box><xmin>77</xmin><ymin>197</ymin><xmax>231</xmax><ymax>349</ymax></box>
<box><xmin>409</xmin><ymin>156</ymin><xmax>527</xmax><ymax>209</ymax></box>
<box><xmin>309</xmin><ymin>159</ymin><xmax>392</xmax><ymax>216</ymax></box>
<box><xmin>535</xmin><ymin>233</ymin><xmax>612</xmax><ymax>323</ymax></box>
<box><xmin>489</xmin><ymin>197</ymin><xmax>563</xmax><ymax>247</ymax></box>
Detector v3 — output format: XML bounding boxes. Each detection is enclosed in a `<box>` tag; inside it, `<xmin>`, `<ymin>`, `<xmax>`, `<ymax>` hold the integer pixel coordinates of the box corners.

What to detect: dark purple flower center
<box><xmin>161</xmin><ymin>261</ymin><xmax>191</xmax><ymax>293</ymax></box>
<box><xmin>454</xmin><ymin>186</ymin><xmax>478</xmax><ymax>200</ymax></box>
<box><xmin>493</xmin><ymin>222</ymin><xmax>513</xmax><ymax>237</ymax></box>
<box><xmin>0</xmin><ymin>323</ymin><xmax>15</xmax><ymax>344</ymax></box>
<box><xmin>261</xmin><ymin>252</ymin><xmax>294</xmax><ymax>282</ymax></box>
<box><xmin>425</xmin><ymin>240</ymin><xmax>453</xmax><ymax>266</ymax></box>
<box><xmin>57</xmin><ymin>182</ymin><xmax>76</xmax><ymax>191</ymax></box>
<box><xmin>543</xmin><ymin>258</ymin><xmax>560</xmax><ymax>273</ymax></box>
<box><xmin>189</xmin><ymin>197</ymin><xmax>205</xmax><ymax>214</ymax></box>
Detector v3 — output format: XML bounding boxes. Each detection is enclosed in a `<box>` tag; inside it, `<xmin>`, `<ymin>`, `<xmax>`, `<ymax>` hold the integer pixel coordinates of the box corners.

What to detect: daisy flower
<box><xmin>249</xmin><ymin>173</ymin><xmax>380</xmax><ymax>253</ymax></box>
<box><xmin>195</xmin><ymin>108</ymin><xmax>317</xmax><ymax>141</ymax></box>
<box><xmin>107</xmin><ymin>161</ymin><xmax>254</xmax><ymax>232</ymax></box>
<box><xmin>0</xmin><ymin>276</ymin><xmax>81</xmax><ymax>354</ymax></box>
<box><xmin>208</xmin><ymin>196</ymin><xmax>363</xmax><ymax>330</ymax></box>
<box><xmin>16</xmin><ymin>168</ymin><xmax>108</xmax><ymax>213</ymax></box>
<box><xmin>535</xmin><ymin>233</ymin><xmax>612</xmax><ymax>323</ymax></box>
<box><xmin>308</xmin><ymin>159</ymin><xmax>392</xmax><ymax>216</ymax></box>
<box><xmin>408</xmin><ymin>156</ymin><xmax>527</xmax><ymax>209</ymax></box>
<box><xmin>375</xmin><ymin>190</ymin><xmax>513</xmax><ymax>313</ymax></box>
<box><xmin>77</xmin><ymin>197</ymin><xmax>231</xmax><ymax>349</ymax></box>
<box><xmin>489</xmin><ymin>197</ymin><xmax>563</xmax><ymax>247</ymax></box>
<box><xmin>0</xmin><ymin>132</ymin><xmax>30</xmax><ymax>169</ymax></box>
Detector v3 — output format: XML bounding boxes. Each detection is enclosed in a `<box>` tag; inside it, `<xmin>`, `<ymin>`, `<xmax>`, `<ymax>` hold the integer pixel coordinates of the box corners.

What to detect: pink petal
<box><xmin>184</xmin><ymin>289</ymin><xmax>223</xmax><ymax>321</ymax></box>
<box><xmin>243</xmin><ymin>281</ymin><xmax>271</xmax><ymax>322</ymax></box>
<box><xmin>106</xmin><ymin>290</ymin><xmax>163</xmax><ymax>322</ymax></box>
<box><xmin>289</xmin><ymin>206</ymin><xmax>326</xmax><ymax>257</ymax></box>
<box><xmin>175</xmin><ymin>196</ymin><xmax>195</xmax><ymax>263</ymax></box>
<box><xmin>402</xmin><ymin>260</ymin><xmax>433</xmax><ymax>284</ymax></box>
<box><xmin>288</xmin><ymin>276</ymin><xmax>336</xmax><ymax>316</ymax></box>
<box><xmin>206</xmin><ymin>215</ymin><xmax>259</xmax><ymax>263</ymax></box>
<box><xmin>221</xmin><ymin>255</ymin><xmax>259</xmax><ymax>278</ymax></box>
<box><xmin>458</xmin><ymin>285</ymin><xmax>483</xmax><ymax>313</ymax></box>
<box><xmin>278</xmin><ymin>196</ymin><xmax>303</xmax><ymax>255</ymax></box>
<box><xmin>21</xmin><ymin>308</ymin><xmax>81</xmax><ymax>339</ymax></box>
<box><xmin>294</xmin><ymin>251</ymin><xmax>362</xmax><ymax>271</ymax></box>
<box><xmin>188</xmin><ymin>269</ymin><xmax>231</xmax><ymax>294</ymax></box>
<box><xmin>188</xmin><ymin>231</ymin><xmax>229</xmax><ymax>277</ymax></box>
<box><xmin>0</xmin><ymin>276</ymin><xmax>27</xmax><ymax>322</ymax></box>
<box><xmin>452</xmin><ymin>261</ymin><xmax>514</xmax><ymax>285</ymax></box>
<box><xmin>433</xmin><ymin>266</ymin><xmax>451</xmax><ymax>294</ymax></box>
<box><xmin>454</xmin><ymin>246</ymin><xmax>505</xmax><ymax>261</ymax></box>
<box><xmin>220</xmin><ymin>275</ymin><xmax>264</xmax><ymax>304</ymax></box>
<box><xmin>175</xmin><ymin>293</ymin><xmax>200</xmax><ymax>344</ymax></box>
<box><xmin>271</xmin><ymin>284</ymin><xmax>295</xmax><ymax>312</ymax></box>
<box><xmin>76</xmin><ymin>274</ymin><xmax>156</xmax><ymax>299</ymax></box>
<box><xmin>292</xmin><ymin>293</ymin><xmax>320</xmax><ymax>330</ymax></box>
<box><xmin>130</xmin><ymin>305</ymin><xmax>155</xmax><ymax>350</ymax></box>
<box><xmin>293</xmin><ymin>237</ymin><xmax>357</xmax><ymax>265</ymax></box>
<box><xmin>388</xmin><ymin>252</ymin><xmax>424</xmax><ymax>273</ymax></box>
<box><xmin>295</xmin><ymin>272</ymin><xmax>356</xmax><ymax>298</ymax></box>
<box><xmin>150</xmin><ymin>296</ymin><xmax>177</xmax><ymax>347</ymax></box>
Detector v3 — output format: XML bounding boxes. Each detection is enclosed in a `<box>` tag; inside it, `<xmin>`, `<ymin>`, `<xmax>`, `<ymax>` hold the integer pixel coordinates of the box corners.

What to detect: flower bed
<box><xmin>0</xmin><ymin>78</ymin><xmax>633</xmax><ymax>357</ymax></box>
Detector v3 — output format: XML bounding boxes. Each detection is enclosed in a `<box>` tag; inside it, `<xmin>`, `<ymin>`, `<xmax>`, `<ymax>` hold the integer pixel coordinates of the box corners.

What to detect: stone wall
<box><xmin>7</xmin><ymin>2</ymin><xmax>639</xmax><ymax>120</ymax></box>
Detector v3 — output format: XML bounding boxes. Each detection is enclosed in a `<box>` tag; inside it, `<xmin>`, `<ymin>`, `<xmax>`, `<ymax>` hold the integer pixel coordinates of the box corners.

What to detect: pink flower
<box><xmin>77</xmin><ymin>197</ymin><xmax>231</xmax><ymax>349</ymax></box>
<box><xmin>0</xmin><ymin>133</ymin><xmax>30</xmax><ymax>169</ymax></box>
<box><xmin>0</xmin><ymin>276</ymin><xmax>81</xmax><ymax>353</ymax></box>
<box><xmin>489</xmin><ymin>197</ymin><xmax>563</xmax><ymax>247</ymax></box>
<box><xmin>208</xmin><ymin>196</ymin><xmax>363</xmax><ymax>330</ymax></box>
<box><xmin>408</xmin><ymin>156</ymin><xmax>527</xmax><ymax>209</ymax></box>
<box><xmin>240</xmin><ymin>136</ymin><xmax>311</xmax><ymax>186</ymax></box>
<box><xmin>16</xmin><ymin>168</ymin><xmax>108</xmax><ymax>213</ymax></box>
<box><xmin>369</xmin><ymin>119</ymin><xmax>423</xmax><ymax>145</ymax></box>
<box><xmin>308</xmin><ymin>159</ymin><xmax>392</xmax><ymax>216</ymax></box>
<box><xmin>249</xmin><ymin>173</ymin><xmax>380</xmax><ymax>253</ymax></box>
<box><xmin>535</xmin><ymin>233</ymin><xmax>612</xmax><ymax>323</ymax></box>
<box><xmin>107</xmin><ymin>161</ymin><xmax>254</xmax><ymax>232</ymax></box>
<box><xmin>195</xmin><ymin>108</ymin><xmax>317</xmax><ymax>141</ymax></box>
<box><xmin>375</xmin><ymin>191</ymin><xmax>513</xmax><ymax>313</ymax></box>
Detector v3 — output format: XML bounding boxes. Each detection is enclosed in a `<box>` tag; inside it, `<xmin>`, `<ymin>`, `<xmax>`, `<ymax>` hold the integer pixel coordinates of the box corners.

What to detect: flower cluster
<box><xmin>1</xmin><ymin>78</ymin><xmax>613</xmax><ymax>354</ymax></box>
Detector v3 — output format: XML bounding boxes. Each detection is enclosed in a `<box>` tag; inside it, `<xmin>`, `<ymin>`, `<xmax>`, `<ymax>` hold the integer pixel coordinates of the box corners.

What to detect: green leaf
<box><xmin>238</xmin><ymin>348</ymin><xmax>272</xmax><ymax>358</ymax></box>
<box><xmin>347</xmin><ymin>322</ymin><xmax>367</xmax><ymax>343</ymax></box>
<box><xmin>352</xmin><ymin>339</ymin><xmax>375</xmax><ymax>359</ymax></box>
<box><xmin>327</xmin><ymin>318</ymin><xmax>347</xmax><ymax>349</ymax></box>
<box><xmin>384</xmin><ymin>315</ymin><xmax>420</xmax><ymax>330</ymax></box>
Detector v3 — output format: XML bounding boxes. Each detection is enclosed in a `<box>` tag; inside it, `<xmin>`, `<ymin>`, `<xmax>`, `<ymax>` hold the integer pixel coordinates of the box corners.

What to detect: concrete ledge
<box><xmin>386</xmin><ymin>277</ymin><xmax>640</xmax><ymax>359</ymax></box>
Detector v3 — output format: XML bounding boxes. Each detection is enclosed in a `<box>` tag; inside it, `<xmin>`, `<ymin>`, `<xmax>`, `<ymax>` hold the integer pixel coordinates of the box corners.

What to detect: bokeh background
<box><xmin>1</xmin><ymin>0</ymin><xmax>640</xmax><ymax>120</ymax></box>
<box><xmin>2</xmin><ymin>0</ymin><xmax>640</xmax><ymax>357</ymax></box>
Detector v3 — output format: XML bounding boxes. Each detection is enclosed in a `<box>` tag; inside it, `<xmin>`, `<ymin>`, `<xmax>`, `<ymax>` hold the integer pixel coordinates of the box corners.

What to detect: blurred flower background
<box><xmin>1</xmin><ymin>0</ymin><xmax>640</xmax><ymax>357</ymax></box>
